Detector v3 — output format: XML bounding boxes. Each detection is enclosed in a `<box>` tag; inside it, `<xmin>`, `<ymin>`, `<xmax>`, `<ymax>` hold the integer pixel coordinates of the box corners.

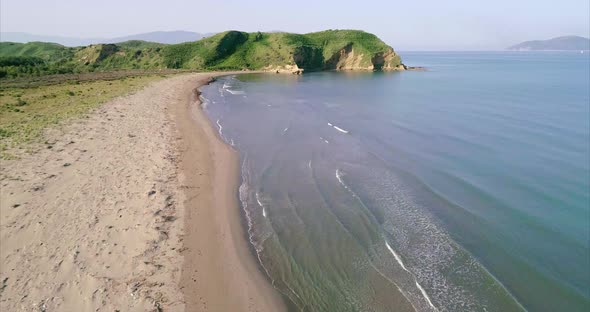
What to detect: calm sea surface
<box><xmin>200</xmin><ymin>52</ymin><xmax>590</xmax><ymax>312</ymax></box>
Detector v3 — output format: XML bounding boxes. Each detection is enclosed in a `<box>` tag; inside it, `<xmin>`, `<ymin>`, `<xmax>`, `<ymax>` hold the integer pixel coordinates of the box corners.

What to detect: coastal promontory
<box><xmin>0</xmin><ymin>30</ymin><xmax>405</xmax><ymax>78</ymax></box>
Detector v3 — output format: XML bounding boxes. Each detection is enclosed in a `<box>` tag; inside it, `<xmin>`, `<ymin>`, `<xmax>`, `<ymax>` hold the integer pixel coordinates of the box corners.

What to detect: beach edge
<box><xmin>171</xmin><ymin>73</ymin><xmax>286</xmax><ymax>312</ymax></box>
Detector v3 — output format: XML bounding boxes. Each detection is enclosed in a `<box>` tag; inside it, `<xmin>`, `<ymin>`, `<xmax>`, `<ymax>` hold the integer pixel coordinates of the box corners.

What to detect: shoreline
<box><xmin>170</xmin><ymin>73</ymin><xmax>286</xmax><ymax>311</ymax></box>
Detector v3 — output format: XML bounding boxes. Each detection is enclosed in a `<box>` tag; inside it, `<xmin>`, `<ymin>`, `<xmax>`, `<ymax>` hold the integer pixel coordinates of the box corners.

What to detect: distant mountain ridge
<box><xmin>508</xmin><ymin>36</ymin><xmax>590</xmax><ymax>51</ymax></box>
<box><xmin>105</xmin><ymin>31</ymin><xmax>210</xmax><ymax>44</ymax></box>
<box><xmin>0</xmin><ymin>31</ymin><xmax>210</xmax><ymax>46</ymax></box>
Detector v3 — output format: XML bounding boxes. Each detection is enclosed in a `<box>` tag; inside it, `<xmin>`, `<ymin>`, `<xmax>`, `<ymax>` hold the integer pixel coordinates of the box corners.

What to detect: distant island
<box><xmin>507</xmin><ymin>36</ymin><xmax>590</xmax><ymax>51</ymax></box>
<box><xmin>0</xmin><ymin>30</ymin><xmax>406</xmax><ymax>79</ymax></box>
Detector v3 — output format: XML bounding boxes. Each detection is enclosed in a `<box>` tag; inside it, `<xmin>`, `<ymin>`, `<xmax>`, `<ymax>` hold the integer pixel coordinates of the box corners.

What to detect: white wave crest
<box><xmin>416</xmin><ymin>281</ymin><xmax>438</xmax><ymax>311</ymax></box>
<box><xmin>335</xmin><ymin>171</ymin><xmax>423</xmax><ymax>310</ymax></box>
<box><xmin>336</xmin><ymin>169</ymin><xmax>345</xmax><ymax>186</ymax></box>
<box><xmin>333</xmin><ymin>125</ymin><xmax>349</xmax><ymax>134</ymax></box>
<box><xmin>237</xmin><ymin>157</ymin><xmax>285</xmax><ymax>304</ymax></box>
<box><xmin>216</xmin><ymin>119</ymin><xmax>223</xmax><ymax>137</ymax></box>
<box><xmin>256</xmin><ymin>192</ymin><xmax>267</xmax><ymax>218</ymax></box>
<box><xmin>386</xmin><ymin>242</ymin><xmax>410</xmax><ymax>273</ymax></box>
<box><xmin>226</xmin><ymin>89</ymin><xmax>245</xmax><ymax>95</ymax></box>
<box><xmin>199</xmin><ymin>95</ymin><xmax>210</xmax><ymax>108</ymax></box>
<box><xmin>328</xmin><ymin>122</ymin><xmax>349</xmax><ymax>134</ymax></box>
<box><xmin>386</xmin><ymin>241</ymin><xmax>438</xmax><ymax>311</ymax></box>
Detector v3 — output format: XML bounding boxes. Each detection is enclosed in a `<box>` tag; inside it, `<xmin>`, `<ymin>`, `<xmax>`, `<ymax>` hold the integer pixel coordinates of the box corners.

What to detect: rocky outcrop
<box><xmin>378</xmin><ymin>49</ymin><xmax>404</xmax><ymax>70</ymax></box>
<box><xmin>324</xmin><ymin>43</ymin><xmax>367</xmax><ymax>70</ymax></box>
<box><xmin>263</xmin><ymin>64</ymin><xmax>304</xmax><ymax>75</ymax></box>
<box><xmin>268</xmin><ymin>44</ymin><xmax>399</xmax><ymax>74</ymax></box>
<box><xmin>76</xmin><ymin>44</ymin><xmax>120</xmax><ymax>65</ymax></box>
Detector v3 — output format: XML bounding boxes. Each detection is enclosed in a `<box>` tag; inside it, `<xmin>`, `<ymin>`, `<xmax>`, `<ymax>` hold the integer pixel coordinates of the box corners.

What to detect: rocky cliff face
<box><xmin>292</xmin><ymin>43</ymin><xmax>405</xmax><ymax>72</ymax></box>
<box><xmin>324</xmin><ymin>43</ymin><xmax>367</xmax><ymax>70</ymax></box>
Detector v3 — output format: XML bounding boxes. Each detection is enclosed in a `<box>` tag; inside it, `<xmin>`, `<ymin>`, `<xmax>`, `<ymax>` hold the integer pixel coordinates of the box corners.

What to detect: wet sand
<box><xmin>171</xmin><ymin>73</ymin><xmax>286</xmax><ymax>311</ymax></box>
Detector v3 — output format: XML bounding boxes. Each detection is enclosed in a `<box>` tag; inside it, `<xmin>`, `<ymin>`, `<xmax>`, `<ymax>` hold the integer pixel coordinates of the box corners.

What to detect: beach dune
<box><xmin>0</xmin><ymin>73</ymin><xmax>285</xmax><ymax>311</ymax></box>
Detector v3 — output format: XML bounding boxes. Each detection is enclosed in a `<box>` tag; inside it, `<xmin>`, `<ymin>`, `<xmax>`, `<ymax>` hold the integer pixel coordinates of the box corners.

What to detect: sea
<box><xmin>199</xmin><ymin>51</ymin><xmax>590</xmax><ymax>312</ymax></box>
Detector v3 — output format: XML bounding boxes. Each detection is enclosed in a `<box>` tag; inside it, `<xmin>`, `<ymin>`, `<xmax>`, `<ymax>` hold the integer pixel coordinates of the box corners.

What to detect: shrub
<box><xmin>255</xmin><ymin>32</ymin><xmax>263</xmax><ymax>41</ymax></box>
<box><xmin>0</xmin><ymin>56</ymin><xmax>45</xmax><ymax>67</ymax></box>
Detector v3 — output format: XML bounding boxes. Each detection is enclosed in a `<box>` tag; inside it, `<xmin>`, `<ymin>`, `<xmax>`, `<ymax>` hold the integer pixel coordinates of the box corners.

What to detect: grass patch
<box><xmin>0</xmin><ymin>75</ymin><xmax>163</xmax><ymax>156</ymax></box>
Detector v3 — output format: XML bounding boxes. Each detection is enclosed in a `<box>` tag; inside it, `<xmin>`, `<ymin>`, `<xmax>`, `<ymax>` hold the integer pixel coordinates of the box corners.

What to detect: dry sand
<box><xmin>0</xmin><ymin>73</ymin><xmax>286</xmax><ymax>311</ymax></box>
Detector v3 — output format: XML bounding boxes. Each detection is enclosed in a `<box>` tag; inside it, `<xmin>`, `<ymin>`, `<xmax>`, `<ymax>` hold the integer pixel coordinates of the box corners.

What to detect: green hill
<box><xmin>0</xmin><ymin>42</ymin><xmax>70</xmax><ymax>60</ymax></box>
<box><xmin>158</xmin><ymin>30</ymin><xmax>403</xmax><ymax>72</ymax></box>
<box><xmin>0</xmin><ymin>30</ymin><xmax>405</xmax><ymax>79</ymax></box>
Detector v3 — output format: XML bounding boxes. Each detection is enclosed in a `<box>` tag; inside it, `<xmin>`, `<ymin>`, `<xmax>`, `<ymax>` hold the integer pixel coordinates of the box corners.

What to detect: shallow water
<box><xmin>201</xmin><ymin>51</ymin><xmax>590</xmax><ymax>312</ymax></box>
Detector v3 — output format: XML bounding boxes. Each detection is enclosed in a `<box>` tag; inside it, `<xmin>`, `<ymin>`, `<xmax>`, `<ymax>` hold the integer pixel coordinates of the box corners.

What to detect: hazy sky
<box><xmin>1</xmin><ymin>0</ymin><xmax>589</xmax><ymax>50</ymax></box>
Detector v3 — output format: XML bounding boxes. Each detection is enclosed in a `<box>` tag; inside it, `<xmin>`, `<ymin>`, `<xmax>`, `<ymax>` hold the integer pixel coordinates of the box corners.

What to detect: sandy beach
<box><xmin>0</xmin><ymin>73</ymin><xmax>285</xmax><ymax>311</ymax></box>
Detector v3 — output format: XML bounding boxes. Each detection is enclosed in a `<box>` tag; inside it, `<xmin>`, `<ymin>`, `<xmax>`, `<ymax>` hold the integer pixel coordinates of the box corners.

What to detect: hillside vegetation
<box><xmin>0</xmin><ymin>75</ymin><xmax>165</xmax><ymax>156</ymax></box>
<box><xmin>0</xmin><ymin>30</ymin><xmax>404</xmax><ymax>79</ymax></box>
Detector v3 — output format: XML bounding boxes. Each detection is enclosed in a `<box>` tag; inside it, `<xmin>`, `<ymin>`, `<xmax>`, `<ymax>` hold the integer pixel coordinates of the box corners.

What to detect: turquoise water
<box><xmin>201</xmin><ymin>52</ymin><xmax>590</xmax><ymax>311</ymax></box>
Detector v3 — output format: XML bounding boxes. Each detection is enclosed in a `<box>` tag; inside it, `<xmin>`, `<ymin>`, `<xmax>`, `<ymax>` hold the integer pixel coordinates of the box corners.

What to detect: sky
<box><xmin>1</xmin><ymin>0</ymin><xmax>589</xmax><ymax>50</ymax></box>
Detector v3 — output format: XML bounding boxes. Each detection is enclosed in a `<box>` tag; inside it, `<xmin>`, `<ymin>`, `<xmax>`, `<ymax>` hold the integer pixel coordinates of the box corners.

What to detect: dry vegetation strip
<box><xmin>0</xmin><ymin>74</ymin><xmax>166</xmax><ymax>157</ymax></box>
<box><xmin>0</xmin><ymin>69</ymin><xmax>192</xmax><ymax>89</ymax></box>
